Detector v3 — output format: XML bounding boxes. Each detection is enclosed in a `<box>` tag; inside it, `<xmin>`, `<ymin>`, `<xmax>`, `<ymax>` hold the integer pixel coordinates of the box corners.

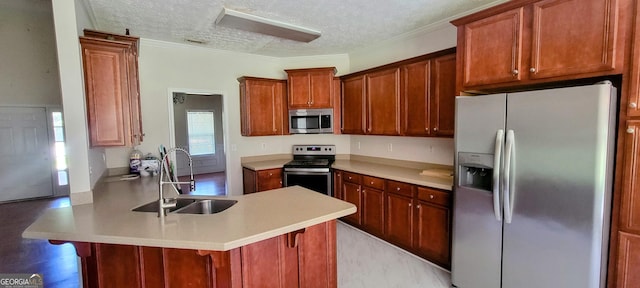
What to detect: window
<box><xmin>52</xmin><ymin>111</ymin><xmax>68</xmax><ymax>186</ymax></box>
<box><xmin>187</xmin><ymin>111</ymin><xmax>215</xmax><ymax>155</ymax></box>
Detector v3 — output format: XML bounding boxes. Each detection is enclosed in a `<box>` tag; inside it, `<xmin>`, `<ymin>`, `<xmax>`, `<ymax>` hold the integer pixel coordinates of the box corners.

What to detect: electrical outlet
<box><xmin>261</xmin><ymin>143</ymin><xmax>267</xmax><ymax>150</ymax></box>
<box><xmin>89</xmin><ymin>166</ymin><xmax>93</xmax><ymax>175</ymax></box>
<box><xmin>388</xmin><ymin>143</ymin><xmax>393</xmax><ymax>152</ymax></box>
<box><xmin>357</xmin><ymin>141</ymin><xmax>361</xmax><ymax>150</ymax></box>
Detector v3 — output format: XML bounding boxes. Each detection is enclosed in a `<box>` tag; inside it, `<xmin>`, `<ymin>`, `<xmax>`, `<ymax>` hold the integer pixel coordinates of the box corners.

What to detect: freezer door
<box><xmin>501</xmin><ymin>84</ymin><xmax>615</xmax><ymax>288</ymax></box>
<box><xmin>452</xmin><ymin>94</ymin><xmax>506</xmax><ymax>288</ymax></box>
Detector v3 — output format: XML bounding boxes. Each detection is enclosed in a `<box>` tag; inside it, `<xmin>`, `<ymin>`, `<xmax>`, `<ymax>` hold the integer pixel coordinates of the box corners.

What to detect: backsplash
<box><xmin>350</xmin><ymin>135</ymin><xmax>454</xmax><ymax>166</ymax></box>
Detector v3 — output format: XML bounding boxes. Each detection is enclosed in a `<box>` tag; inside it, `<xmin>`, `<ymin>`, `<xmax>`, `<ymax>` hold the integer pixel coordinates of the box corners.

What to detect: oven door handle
<box><xmin>284</xmin><ymin>168</ymin><xmax>331</xmax><ymax>173</ymax></box>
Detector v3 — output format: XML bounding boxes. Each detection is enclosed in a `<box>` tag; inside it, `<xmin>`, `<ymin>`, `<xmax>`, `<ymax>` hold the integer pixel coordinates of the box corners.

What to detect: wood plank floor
<box><xmin>1</xmin><ymin>172</ymin><xmax>226</xmax><ymax>287</ymax></box>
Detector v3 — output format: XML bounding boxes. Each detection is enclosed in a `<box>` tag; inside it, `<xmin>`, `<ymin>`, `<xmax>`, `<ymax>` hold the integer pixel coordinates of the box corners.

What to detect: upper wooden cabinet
<box><xmin>452</xmin><ymin>0</ymin><xmax>625</xmax><ymax>91</ymax></box>
<box><xmin>80</xmin><ymin>33</ymin><xmax>142</xmax><ymax>147</ymax></box>
<box><xmin>400</xmin><ymin>53</ymin><xmax>457</xmax><ymax>137</ymax></box>
<box><xmin>366</xmin><ymin>68</ymin><xmax>401</xmax><ymax>135</ymax></box>
<box><xmin>238</xmin><ymin>77</ymin><xmax>287</xmax><ymax>136</ymax></box>
<box><xmin>285</xmin><ymin>67</ymin><xmax>336</xmax><ymax>109</ymax></box>
<box><xmin>341</xmin><ymin>48</ymin><xmax>456</xmax><ymax>137</ymax></box>
<box><xmin>628</xmin><ymin>0</ymin><xmax>640</xmax><ymax>116</ymax></box>
<box><xmin>341</xmin><ymin>75</ymin><xmax>366</xmax><ymax>134</ymax></box>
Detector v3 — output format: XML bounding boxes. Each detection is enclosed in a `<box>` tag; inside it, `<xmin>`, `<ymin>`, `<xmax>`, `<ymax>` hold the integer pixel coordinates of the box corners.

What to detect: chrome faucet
<box><xmin>158</xmin><ymin>147</ymin><xmax>195</xmax><ymax>219</ymax></box>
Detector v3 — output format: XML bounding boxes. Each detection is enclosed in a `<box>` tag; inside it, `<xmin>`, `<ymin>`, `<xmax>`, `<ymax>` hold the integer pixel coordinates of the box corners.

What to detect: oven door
<box><xmin>283</xmin><ymin>169</ymin><xmax>332</xmax><ymax>196</ymax></box>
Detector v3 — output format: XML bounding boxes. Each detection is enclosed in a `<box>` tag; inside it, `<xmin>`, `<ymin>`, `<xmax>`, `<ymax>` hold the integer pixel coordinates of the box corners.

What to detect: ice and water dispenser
<box><xmin>457</xmin><ymin>152</ymin><xmax>494</xmax><ymax>191</ymax></box>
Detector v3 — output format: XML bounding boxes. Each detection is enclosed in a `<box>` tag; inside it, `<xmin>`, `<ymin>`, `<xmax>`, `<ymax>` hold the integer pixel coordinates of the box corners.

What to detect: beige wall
<box><xmin>0</xmin><ymin>0</ymin><xmax>61</xmax><ymax>106</ymax></box>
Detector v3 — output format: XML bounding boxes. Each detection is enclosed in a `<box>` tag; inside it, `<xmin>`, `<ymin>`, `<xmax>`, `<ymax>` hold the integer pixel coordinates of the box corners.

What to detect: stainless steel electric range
<box><xmin>283</xmin><ymin>145</ymin><xmax>335</xmax><ymax>196</ymax></box>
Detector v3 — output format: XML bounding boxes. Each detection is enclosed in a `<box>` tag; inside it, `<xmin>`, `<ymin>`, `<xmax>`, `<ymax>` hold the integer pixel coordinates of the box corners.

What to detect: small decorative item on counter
<box><xmin>129</xmin><ymin>148</ymin><xmax>142</xmax><ymax>174</ymax></box>
<box><xmin>140</xmin><ymin>154</ymin><xmax>160</xmax><ymax>177</ymax></box>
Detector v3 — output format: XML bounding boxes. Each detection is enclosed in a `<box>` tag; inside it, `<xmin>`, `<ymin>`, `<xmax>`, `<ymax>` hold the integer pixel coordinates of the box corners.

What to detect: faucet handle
<box><xmin>190</xmin><ymin>179</ymin><xmax>196</xmax><ymax>191</ymax></box>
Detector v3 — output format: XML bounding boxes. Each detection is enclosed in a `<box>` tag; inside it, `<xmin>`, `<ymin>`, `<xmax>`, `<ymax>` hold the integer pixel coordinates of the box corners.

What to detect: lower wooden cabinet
<box><xmin>242</xmin><ymin>168</ymin><xmax>282</xmax><ymax>194</ymax></box>
<box><xmin>333</xmin><ymin>170</ymin><xmax>452</xmax><ymax>268</ymax></box>
<box><xmin>617</xmin><ymin>232</ymin><xmax>640</xmax><ymax>288</ymax></box>
<box><xmin>52</xmin><ymin>221</ymin><xmax>337</xmax><ymax>288</ymax></box>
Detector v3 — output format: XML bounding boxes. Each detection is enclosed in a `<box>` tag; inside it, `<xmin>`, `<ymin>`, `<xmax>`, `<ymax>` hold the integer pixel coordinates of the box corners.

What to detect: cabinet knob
<box><xmin>279</xmin><ymin>181</ymin><xmax>282</xmax><ymax>184</ymax></box>
<box><xmin>429</xmin><ymin>194</ymin><xmax>435</xmax><ymax>199</ymax></box>
<box><xmin>396</xmin><ymin>187</ymin><xmax>400</xmax><ymax>191</ymax></box>
<box><xmin>529</xmin><ymin>67</ymin><xmax>536</xmax><ymax>73</ymax></box>
<box><xmin>425</xmin><ymin>127</ymin><xmax>429</xmax><ymax>131</ymax></box>
<box><xmin>408</xmin><ymin>203</ymin><xmax>412</xmax><ymax>207</ymax></box>
<box><xmin>348</xmin><ymin>176</ymin><xmax>352</xmax><ymax>180</ymax></box>
<box><xmin>433</xmin><ymin>127</ymin><xmax>438</xmax><ymax>132</ymax></box>
<box><xmin>417</xmin><ymin>204</ymin><xmax>421</xmax><ymax>209</ymax></box>
<box><xmin>370</xmin><ymin>181</ymin><xmax>374</xmax><ymax>185</ymax></box>
<box><xmin>630</xmin><ymin>102</ymin><xmax>638</xmax><ymax>109</ymax></box>
<box><xmin>269</xmin><ymin>173</ymin><xmax>273</xmax><ymax>176</ymax></box>
<box><xmin>627</xmin><ymin>128</ymin><xmax>635</xmax><ymax>134</ymax></box>
<box><xmin>512</xmin><ymin>69</ymin><xmax>519</xmax><ymax>75</ymax></box>
<box><xmin>337</xmin><ymin>174</ymin><xmax>341</xmax><ymax>177</ymax></box>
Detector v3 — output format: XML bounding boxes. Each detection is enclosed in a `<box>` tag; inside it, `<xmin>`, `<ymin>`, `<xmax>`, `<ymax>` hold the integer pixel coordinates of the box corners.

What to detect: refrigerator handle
<box><xmin>493</xmin><ymin>129</ymin><xmax>504</xmax><ymax>221</ymax></box>
<box><xmin>504</xmin><ymin>130</ymin><xmax>515</xmax><ymax>224</ymax></box>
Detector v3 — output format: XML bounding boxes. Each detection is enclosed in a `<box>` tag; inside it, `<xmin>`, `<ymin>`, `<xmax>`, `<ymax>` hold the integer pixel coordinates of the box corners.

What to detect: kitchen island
<box><xmin>23</xmin><ymin>177</ymin><xmax>356</xmax><ymax>287</ymax></box>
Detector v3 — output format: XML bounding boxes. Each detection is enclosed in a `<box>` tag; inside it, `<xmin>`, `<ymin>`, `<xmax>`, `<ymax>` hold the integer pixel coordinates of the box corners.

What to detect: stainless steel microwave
<box><xmin>289</xmin><ymin>109</ymin><xmax>333</xmax><ymax>134</ymax></box>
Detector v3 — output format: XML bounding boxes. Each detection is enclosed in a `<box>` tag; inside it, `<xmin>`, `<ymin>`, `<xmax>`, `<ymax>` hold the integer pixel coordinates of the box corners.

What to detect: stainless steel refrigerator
<box><xmin>451</xmin><ymin>82</ymin><xmax>617</xmax><ymax>288</ymax></box>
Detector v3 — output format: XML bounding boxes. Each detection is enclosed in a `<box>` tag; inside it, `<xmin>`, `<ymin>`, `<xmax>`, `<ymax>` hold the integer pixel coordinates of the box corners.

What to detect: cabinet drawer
<box><xmin>386</xmin><ymin>180</ymin><xmax>414</xmax><ymax>197</ymax></box>
<box><xmin>343</xmin><ymin>171</ymin><xmax>361</xmax><ymax>184</ymax></box>
<box><xmin>257</xmin><ymin>169</ymin><xmax>282</xmax><ymax>192</ymax></box>
<box><xmin>416</xmin><ymin>187</ymin><xmax>450</xmax><ymax>207</ymax></box>
<box><xmin>362</xmin><ymin>175</ymin><xmax>385</xmax><ymax>190</ymax></box>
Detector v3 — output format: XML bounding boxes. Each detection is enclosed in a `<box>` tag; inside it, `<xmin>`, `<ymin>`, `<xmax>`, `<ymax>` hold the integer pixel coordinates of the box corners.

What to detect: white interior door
<box><xmin>0</xmin><ymin>107</ymin><xmax>53</xmax><ymax>201</ymax></box>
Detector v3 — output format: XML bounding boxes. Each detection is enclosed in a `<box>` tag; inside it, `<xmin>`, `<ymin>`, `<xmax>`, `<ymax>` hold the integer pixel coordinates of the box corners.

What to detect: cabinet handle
<box><xmin>512</xmin><ymin>69</ymin><xmax>519</xmax><ymax>75</ymax></box>
<box><xmin>337</xmin><ymin>174</ymin><xmax>341</xmax><ymax>177</ymax></box>
<box><xmin>627</xmin><ymin>128</ymin><xmax>635</xmax><ymax>134</ymax></box>
<box><xmin>630</xmin><ymin>102</ymin><xmax>638</xmax><ymax>109</ymax></box>
<box><xmin>425</xmin><ymin>127</ymin><xmax>429</xmax><ymax>131</ymax></box>
<box><xmin>529</xmin><ymin>67</ymin><xmax>536</xmax><ymax>73</ymax></box>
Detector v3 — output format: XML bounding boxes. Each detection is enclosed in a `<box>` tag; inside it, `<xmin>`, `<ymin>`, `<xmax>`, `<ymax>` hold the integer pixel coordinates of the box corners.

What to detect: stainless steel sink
<box><xmin>175</xmin><ymin>199</ymin><xmax>238</xmax><ymax>214</ymax></box>
<box><xmin>132</xmin><ymin>198</ymin><xmax>237</xmax><ymax>215</ymax></box>
<box><xmin>132</xmin><ymin>198</ymin><xmax>196</xmax><ymax>213</ymax></box>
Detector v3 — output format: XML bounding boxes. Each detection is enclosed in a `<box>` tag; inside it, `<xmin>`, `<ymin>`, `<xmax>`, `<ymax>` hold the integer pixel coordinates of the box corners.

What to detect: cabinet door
<box><xmin>342</xmin><ymin>182</ymin><xmax>362</xmax><ymax>225</ymax></box>
<box><xmin>81</xmin><ymin>38</ymin><xmax>132</xmax><ymax>147</ymax></box>
<box><xmin>309</xmin><ymin>70</ymin><xmax>333</xmax><ymax>108</ymax></box>
<box><xmin>241</xmin><ymin>79</ymin><xmax>286</xmax><ymax>136</ymax></box>
<box><xmin>617</xmin><ymin>232</ymin><xmax>640</xmax><ymax>288</ymax></box>
<box><xmin>620</xmin><ymin>121</ymin><xmax>640</xmax><ymax>232</ymax></box>
<box><xmin>333</xmin><ymin>170</ymin><xmax>343</xmax><ymax>199</ymax></box>
<box><xmin>341</xmin><ymin>76</ymin><xmax>366</xmax><ymax>134</ymax></box>
<box><xmin>529</xmin><ymin>0</ymin><xmax>617</xmax><ymax>79</ymax></box>
<box><xmin>257</xmin><ymin>169</ymin><xmax>283</xmax><ymax>192</ymax></box>
<box><xmin>243</xmin><ymin>168</ymin><xmax>257</xmax><ymax>194</ymax></box>
<box><xmin>414</xmin><ymin>201</ymin><xmax>451</xmax><ymax>268</ymax></box>
<box><xmin>288</xmin><ymin>72</ymin><xmax>312</xmax><ymax>108</ymax></box>
<box><xmin>287</xmin><ymin>68</ymin><xmax>334</xmax><ymax>109</ymax></box>
<box><xmin>362</xmin><ymin>187</ymin><xmax>384</xmax><ymax>237</ymax></box>
<box><xmin>626</xmin><ymin>0</ymin><xmax>640</xmax><ymax>116</ymax></box>
<box><xmin>461</xmin><ymin>7</ymin><xmax>524</xmax><ymax>87</ymax></box>
<box><xmin>366</xmin><ymin>68</ymin><xmax>401</xmax><ymax>135</ymax></box>
<box><xmin>401</xmin><ymin>60</ymin><xmax>432</xmax><ymax>136</ymax></box>
<box><xmin>431</xmin><ymin>53</ymin><xmax>456</xmax><ymax>137</ymax></box>
<box><xmin>386</xmin><ymin>193</ymin><xmax>413</xmax><ymax>249</ymax></box>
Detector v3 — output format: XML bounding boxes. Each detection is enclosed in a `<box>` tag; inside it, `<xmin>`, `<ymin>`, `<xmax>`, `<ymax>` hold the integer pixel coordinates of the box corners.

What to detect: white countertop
<box><xmin>241</xmin><ymin>159</ymin><xmax>290</xmax><ymax>171</ymax></box>
<box><xmin>332</xmin><ymin>160</ymin><xmax>453</xmax><ymax>191</ymax></box>
<box><xmin>23</xmin><ymin>177</ymin><xmax>356</xmax><ymax>251</ymax></box>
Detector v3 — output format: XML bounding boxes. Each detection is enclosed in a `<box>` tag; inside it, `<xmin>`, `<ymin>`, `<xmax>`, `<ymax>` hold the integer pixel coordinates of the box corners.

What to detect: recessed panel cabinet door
<box><xmin>362</xmin><ymin>187</ymin><xmax>384</xmax><ymax>237</ymax></box>
<box><xmin>341</xmin><ymin>76</ymin><xmax>366</xmax><ymax>134</ymax></box>
<box><xmin>529</xmin><ymin>0</ymin><xmax>617</xmax><ymax>78</ymax></box>
<box><xmin>415</xmin><ymin>201</ymin><xmax>451</xmax><ymax>268</ymax></box>
<box><xmin>342</xmin><ymin>182</ymin><xmax>362</xmax><ymax>225</ymax></box>
<box><xmin>386</xmin><ymin>193</ymin><xmax>413</xmax><ymax>249</ymax></box>
<box><xmin>431</xmin><ymin>54</ymin><xmax>457</xmax><ymax>137</ymax></box>
<box><xmin>529</xmin><ymin>0</ymin><xmax>618</xmax><ymax>79</ymax></box>
<box><xmin>461</xmin><ymin>7</ymin><xmax>524</xmax><ymax>87</ymax></box>
<box><xmin>620</xmin><ymin>120</ymin><xmax>640</xmax><ymax>233</ymax></box>
<box><xmin>366</xmin><ymin>68</ymin><xmax>401</xmax><ymax>135</ymax></box>
<box><xmin>401</xmin><ymin>60</ymin><xmax>432</xmax><ymax>136</ymax></box>
<box><xmin>617</xmin><ymin>232</ymin><xmax>640</xmax><ymax>288</ymax></box>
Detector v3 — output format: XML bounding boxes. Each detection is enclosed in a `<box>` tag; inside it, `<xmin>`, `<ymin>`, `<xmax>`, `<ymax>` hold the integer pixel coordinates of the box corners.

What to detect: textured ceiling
<box><xmin>81</xmin><ymin>0</ymin><xmax>503</xmax><ymax>57</ymax></box>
